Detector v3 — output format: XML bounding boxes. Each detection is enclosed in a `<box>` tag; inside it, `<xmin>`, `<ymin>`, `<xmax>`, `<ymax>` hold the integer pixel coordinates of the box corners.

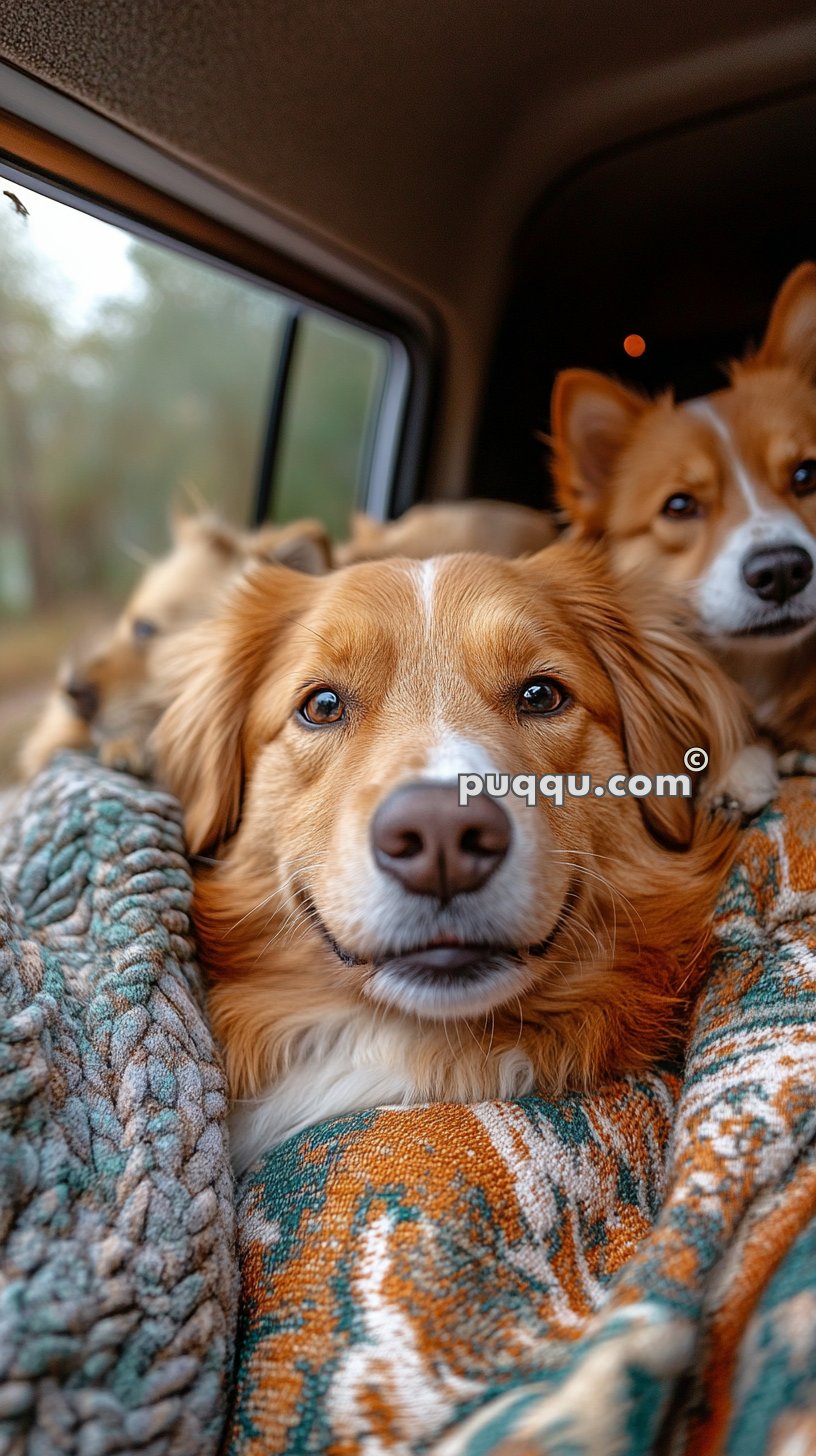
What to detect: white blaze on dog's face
<box><xmin>551</xmin><ymin>263</ymin><xmax>816</xmax><ymax>649</ymax></box>
<box><xmin>154</xmin><ymin>543</ymin><xmax>744</xmax><ymax>1030</ymax></box>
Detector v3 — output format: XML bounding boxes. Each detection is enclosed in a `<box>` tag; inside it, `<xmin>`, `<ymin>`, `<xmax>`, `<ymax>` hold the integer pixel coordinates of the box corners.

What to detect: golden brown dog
<box><xmin>334</xmin><ymin>499</ymin><xmax>557</xmax><ymax>564</ymax></box>
<box><xmin>551</xmin><ymin>262</ymin><xmax>816</xmax><ymax>786</ymax></box>
<box><xmin>152</xmin><ymin>541</ymin><xmax>746</xmax><ymax>1172</ymax></box>
<box><xmin>19</xmin><ymin>512</ymin><xmax>331</xmax><ymax>779</ymax></box>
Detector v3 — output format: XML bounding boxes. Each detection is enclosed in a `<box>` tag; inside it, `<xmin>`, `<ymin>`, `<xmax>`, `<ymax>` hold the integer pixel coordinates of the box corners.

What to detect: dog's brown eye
<box><xmin>517</xmin><ymin>677</ymin><xmax>568</xmax><ymax>716</ymax></box>
<box><xmin>132</xmin><ymin>617</ymin><xmax>158</xmax><ymax>640</ymax></box>
<box><xmin>661</xmin><ymin>492</ymin><xmax>700</xmax><ymax>519</ymax></box>
<box><xmin>298</xmin><ymin>688</ymin><xmax>345</xmax><ymax>726</ymax></box>
<box><xmin>792</xmin><ymin>459</ymin><xmax>816</xmax><ymax>497</ymax></box>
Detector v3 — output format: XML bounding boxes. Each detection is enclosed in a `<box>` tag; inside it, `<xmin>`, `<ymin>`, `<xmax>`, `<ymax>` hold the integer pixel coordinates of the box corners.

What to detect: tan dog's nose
<box><xmin>742</xmin><ymin>545</ymin><xmax>813</xmax><ymax>603</ymax></box>
<box><xmin>64</xmin><ymin>674</ymin><xmax>99</xmax><ymax>723</ymax></box>
<box><xmin>371</xmin><ymin>784</ymin><xmax>510</xmax><ymax>902</ymax></box>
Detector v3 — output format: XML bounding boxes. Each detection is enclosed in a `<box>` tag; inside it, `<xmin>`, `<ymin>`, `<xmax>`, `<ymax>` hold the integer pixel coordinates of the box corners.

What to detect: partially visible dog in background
<box><xmin>19</xmin><ymin>512</ymin><xmax>331</xmax><ymax>780</ymax></box>
<box><xmin>550</xmin><ymin>261</ymin><xmax>816</xmax><ymax>806</ymax></box>
<box><xmin>334</xmin><ymin>499</ymin><xmax>557</xmax><ymax>564</ymax></box>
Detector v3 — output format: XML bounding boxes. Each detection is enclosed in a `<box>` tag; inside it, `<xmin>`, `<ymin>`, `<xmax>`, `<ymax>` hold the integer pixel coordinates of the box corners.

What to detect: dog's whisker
<box><xmin>482</xmin><ymin>1008</ymin><xmax>496</xmax><ymax>1062</ymax></box>
<box><xmin>288</xmin><ymin>617</ymin><xmax>335</xmax><ymax>652</ymax></box>
<box><xmin>271</xmin><ymin>898</ymin><xmax>322</xmax><ymax>943</ymax></box>
<box><xmin>252</xmin><ymin>908</ymin><xmax>321</xmax><ymax>964</ymax></box>
<box><xmin>512</xmin><ymin>996</ymin><xmax>525</xmax><ymax>1053</ymax></box>
<box><xmin>225</xmin><ymin>889</ymin><xmax>286</xmax><ymax>935</ymax></box>
<box><xmin>552</xmin><ymin>857</ymin><xmax>645</xmax><ymax>930</ymax></box>
<box><xmin>233</xmin><ymin>859</ymin><xmax>328</xmax><ymax>936</ymax></box>
<box><xmin>462</xmin><ymin>1017</ymin><xmax>485</xmax><ymax>1056</ymax></box>
<box><xmin>256</xmin><ymin>864</ymin><xmax>328</xmax><ymax>924</ymax></box>
<box><xmin>555</xmin><ymin>911</ymin><xmax>606</xmax><ymax>962</ymax></box>
<box><xmin>252</xmin><ymin>897</ymin><xmax>324</xmax><ymax>960</ymax></box>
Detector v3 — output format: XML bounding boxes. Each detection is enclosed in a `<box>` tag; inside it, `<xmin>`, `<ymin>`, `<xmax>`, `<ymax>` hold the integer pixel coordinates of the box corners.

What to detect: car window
<box><xmin>272</xmin><ymin>312</ymin><xmax>388</xmax><ymax>540</ymax></box>
<box><xmin>0</xmin><ymin>175</ymin><xmax>394</xmax><ymax>786</ymax></box>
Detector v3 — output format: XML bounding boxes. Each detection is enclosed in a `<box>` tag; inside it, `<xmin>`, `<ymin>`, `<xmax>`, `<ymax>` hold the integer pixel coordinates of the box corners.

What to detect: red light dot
<box><xmin>623</xmin><ymin>334</ymin><xmax>646</xmax><ymax>358</ymax></box>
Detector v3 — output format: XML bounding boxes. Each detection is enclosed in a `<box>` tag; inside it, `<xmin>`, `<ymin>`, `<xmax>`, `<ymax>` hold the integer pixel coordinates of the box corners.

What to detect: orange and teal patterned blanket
<box><xmin>226</xmin><ymin>778</ymin><xmax>816</xmax><ymax>1456</ymax></box>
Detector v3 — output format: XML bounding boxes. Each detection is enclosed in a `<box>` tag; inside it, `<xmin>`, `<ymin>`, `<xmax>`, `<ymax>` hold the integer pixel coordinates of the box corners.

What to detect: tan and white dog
<box><xmin>152</xmin><ymin>542</ymin><xmax>747</xmax><ymax>1172</ymax></box>
<box><xmin>551</xmin><ymin>262</ymin><xmax>816</xmax><ymax>787</ymax></box>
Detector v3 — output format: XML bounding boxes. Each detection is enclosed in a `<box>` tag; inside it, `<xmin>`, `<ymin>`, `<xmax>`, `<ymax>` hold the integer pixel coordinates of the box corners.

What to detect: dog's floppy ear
<box><xmin>600</xmin><ymin>591</ymin><xmax>748</xmax><ymax>849</ymax></box>
<box><xmin>755</xmin><ymin>262</ymin><xmax>816</xmax><ymax>381</ymax></box>
<box><xmin>151</xmin><ymin>564</ymin><xmax>316</xmax><ymax>853</ymax></box>
<box><xmin>538</xmin><ymin>544</ymin><xmax>748</xmax><ymax>849</ymax></box>
<box><xmin>550</xmin><ymin>370</ymin><xmax>647</xmax><ymax>533</ymax></box>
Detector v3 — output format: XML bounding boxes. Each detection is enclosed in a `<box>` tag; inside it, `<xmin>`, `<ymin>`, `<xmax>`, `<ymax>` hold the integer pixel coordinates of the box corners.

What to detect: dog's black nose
<box><xmin>63</xmin><ymin>675</ymin><xmax>99</xmax><ymax>722</ymax></box>
<box><xmin>742</xmin><ymin>545</ymin><xmax>813</xmax><ymax>604</ymax></box>
<box><xmin>371</xmin><ymin>784</ymin><xmax>511</xmax><ymax>902</ymax></box>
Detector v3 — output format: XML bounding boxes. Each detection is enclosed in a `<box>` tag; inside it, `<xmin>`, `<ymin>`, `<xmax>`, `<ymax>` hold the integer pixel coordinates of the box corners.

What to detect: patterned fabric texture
<box><xmin>0</xmin><ymin>754</ymin><xmax>237</xmax><ymax>1456</ymax></box>
<box><xmin>228</xmin><ymin>778</ymin><xmax>816</xmax><ymax>1456</ymax></box>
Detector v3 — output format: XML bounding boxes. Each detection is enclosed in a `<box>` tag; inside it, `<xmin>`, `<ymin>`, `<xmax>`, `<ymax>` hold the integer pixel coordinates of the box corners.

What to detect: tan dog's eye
<box><xmin>517</xmin><ymin>677</ymin><xmax>569</xmax><ymax>716</ymax></box>
<box><xmin>661</xmin><ymin>492</ymin><xmax>701</xmax><ymax>519</ymax></box>
<box><xmin>298</xmin><ymin>687</ymin><xmax>346</xmax><ymax>726</ymax></box>
<box><xmin>132</xmin><ymin>617</ymin><xmax>158</xmax><ymax>640</ymax></box>
<box><xmin>792</xmin><ymin>459</ymin><xmax>816</xmax><ymax>497</ymax></box>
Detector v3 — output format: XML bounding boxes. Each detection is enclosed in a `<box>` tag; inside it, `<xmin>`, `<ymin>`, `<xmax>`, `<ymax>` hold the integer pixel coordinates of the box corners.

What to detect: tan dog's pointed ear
<box><xmin>550</xmin><ymin>370</ymin><xmax>647</xmax><ymax>533</ymax></box>
<box><xmin>272</xmin><ymin>532</ymin><xmax>331</xmax><ymax>575</ymax></box>
<box><xmin>347</xmin><ymin>513</ymin><xmax>386</xmax><ymax>546</ymax></box>
<box><xmin>151</xmin><ymin>565</ymin><xmax>316</xmax><ymax>853</ymax></box>
<box><xmin>248</xmin><ymin>519</ymin><xmax>332</xmax><ymax>575</ymax></box>
<box><xmin>755</xmin><ymin>262</ymin><xmax>816</xmax><ymax>381</ymax></box>
<box><xmin>333</xmin><ymin>513</ymin><xmax>386</xmax><ymax>566</ymax></box>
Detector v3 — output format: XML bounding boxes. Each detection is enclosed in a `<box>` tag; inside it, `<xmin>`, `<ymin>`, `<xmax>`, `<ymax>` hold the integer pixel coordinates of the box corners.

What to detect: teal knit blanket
<box><xmin>0</xmin><ymin>755</ymin><xmax>237</xmax><ymax>1455</ymax></box>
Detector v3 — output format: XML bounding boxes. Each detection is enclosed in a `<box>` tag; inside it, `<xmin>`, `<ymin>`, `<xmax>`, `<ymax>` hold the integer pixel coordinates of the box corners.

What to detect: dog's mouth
<box><xmin>369</xmin><ymin>945</ymin><xmax>529</xmax><ymax>1020</ymax></box>
<box><xmin>383</xmin><ymin>941</ymin><xmax>513</xmax><ymax>973</ymax></box>
<box><xmin>299</xmin><ymin>882</ymin><xmax>579</xmax><ymax>1021</ymax></box>
<box><xmin>730</xmin><ymin>614</ymin><xmax>816</xmax><ymax>640</ymax></box>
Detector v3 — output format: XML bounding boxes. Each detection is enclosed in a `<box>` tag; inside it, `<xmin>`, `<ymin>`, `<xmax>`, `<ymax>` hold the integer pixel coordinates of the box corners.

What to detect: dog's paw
<box><xmin>707</xmin><ymin>792</ymin><xmax>743</xmax><ymax>819</ymax></box>
<box><xmin>98</xmin><ymin>735</ymin><xmax>151</xmax><ymax>778</ymax></box>
<box><xmin>708</xmin><ymin>743</ymin><xmax>779</xmax><ymax>821</ymax></box>
<box><xmin>778</xmin><ymin>749</ymin><xmax>816</xmax><ymax>778</ymax></box>
<box><xmin>18</xmin><ymin>694</ymin><xmax>93</xmax><ymax>780</ymax></box>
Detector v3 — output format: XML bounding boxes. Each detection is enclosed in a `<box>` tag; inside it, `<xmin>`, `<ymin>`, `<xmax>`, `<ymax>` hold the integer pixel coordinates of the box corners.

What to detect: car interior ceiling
<box><xmin>1</xmin><ymin>2</ymin><xmax>815</xmax><ymax>511</ymax></box>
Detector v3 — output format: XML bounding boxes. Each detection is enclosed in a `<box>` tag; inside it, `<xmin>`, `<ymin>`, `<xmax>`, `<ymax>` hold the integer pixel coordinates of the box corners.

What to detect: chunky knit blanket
<box><xmin>227</xmin><ymin>778</ymin><xmax>816</xmax><ymax>1456</ymax></box>
<box><xmin>0</xmin><ymin>756</ymin><xmax>236</xmax><ymax>1455</ymax></box>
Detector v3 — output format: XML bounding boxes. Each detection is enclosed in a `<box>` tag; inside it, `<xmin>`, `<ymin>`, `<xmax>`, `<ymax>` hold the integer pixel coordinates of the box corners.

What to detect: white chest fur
<box><xmin>227</xmin><ymin>1010</ymin><xmax>538</xmax><ymax>1175</ymax></box>
<box><xmin>228</xmin><ymin>1014</ymin><xmax>418</xmax><ymax>1175</ymax></box>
